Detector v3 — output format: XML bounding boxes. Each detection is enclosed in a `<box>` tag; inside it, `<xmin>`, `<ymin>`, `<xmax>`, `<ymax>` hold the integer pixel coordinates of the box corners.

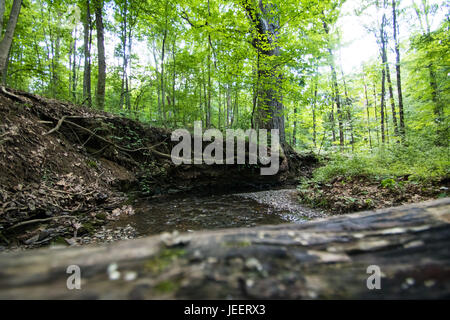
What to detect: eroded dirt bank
<box><xmin>0</xmin><ymin>88</ymin><xmax>317</xmax><ymax>250</ymax></box>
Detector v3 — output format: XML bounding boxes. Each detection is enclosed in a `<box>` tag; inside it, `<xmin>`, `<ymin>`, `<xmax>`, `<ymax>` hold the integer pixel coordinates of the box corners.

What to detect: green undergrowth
<box><xmin>297</xmin><ymin>140</ymin><xmax>449</xmax><ymax>213</ymax></box>
<box><xmin>311</xmin><ymin>142</ymin><xmax>449</xmax><ymax>185</ymax></box>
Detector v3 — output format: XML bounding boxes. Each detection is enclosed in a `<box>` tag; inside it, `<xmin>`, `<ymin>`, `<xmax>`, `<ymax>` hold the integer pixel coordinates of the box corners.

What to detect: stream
<box><xmin>108</xmin><ymin>189</ymin><xmax>326</xmax><ymax>238</ymax></box>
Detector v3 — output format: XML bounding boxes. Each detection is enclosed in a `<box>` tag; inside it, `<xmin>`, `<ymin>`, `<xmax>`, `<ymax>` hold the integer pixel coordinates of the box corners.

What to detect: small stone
<box><xmin>246</xmin><ymin>279</ymin><xmax>255</xmax><ymax>288</ymax></box>
<box><xmin>109</xmin><ymin>270</ymin><xmax>121</xmax><ymax>281</ymax></box>
<box><xmin>404</xmin><ymin>241</ymin><xmax>424</xmax><ymax>249</ymax></box>
<box><xmin>424</xmin><ymin>280</ymin><xmax>436</xmax><ymax>287</ymax></box>
<box><xmin>245</xmin><ymin>258</ymin><xmax>263</xmax><ymax>272</ymax></box>
<box><xmin>193</xmin><ymin>250</ymin><xmax>202</xmax><ymax>259</ymax></box>
<box><xmin>124</xmin><ymin>271</ymin><xmax>137</xmax><ymax>281</ymax></box>
<box><xmin>107</xmin><ymin>263</ymin><xmax>118</xmax><ymax>272</ymax></box>
<box><xmin>207</xmin><ymin>257</ymin><xmax>218</xmax><ymax>264</ymax></box>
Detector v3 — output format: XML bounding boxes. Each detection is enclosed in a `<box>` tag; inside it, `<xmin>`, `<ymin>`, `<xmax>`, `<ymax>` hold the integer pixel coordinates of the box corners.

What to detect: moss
<box><xmin>96</xmin><ymin>212</ymin><xmax>107</xmax><ymax>221</ymax></box>
<box><xmin>154</xmin><ymin>279</ymin><xmax>181</xmax><ymax>294</ymax></box>
<box><xmin>144</xmin><ymin>248</ymin><xmax>186</xmax><ymax>274</ymax></box>
<box><xmin>123</xmin><ymin>193</ymin><xmax>137</xmax><ymax>206</ymax></box>
<box><xmin>223</xmin><ymin>240</ymin><xmax>252</xmax><ymax>248</ymax></box>
<box><xmin>50</xmin><ymin>236</ymin><xmax>67</xmax><ymax>246</ymax></box>
<box><xmin>80</xmin><ymin>222</ymin><xmax>96</xmax><ymax>235</ymax></box>
<box><xmin>86</xmin><ymin>159</ymin><xmax>98</xmax><ymax>169</ymax></box>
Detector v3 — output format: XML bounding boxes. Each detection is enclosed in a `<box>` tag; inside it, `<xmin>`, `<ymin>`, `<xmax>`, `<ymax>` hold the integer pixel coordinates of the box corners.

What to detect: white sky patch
<box><xmin>337</xmin><ymin>0</ymin><xmax>447</xmax><ymax>75</ymax></box>
<box><xmin>337</xmin><ymin>0</ymin><xmax>379</xmax><ymax>74</ymax></box>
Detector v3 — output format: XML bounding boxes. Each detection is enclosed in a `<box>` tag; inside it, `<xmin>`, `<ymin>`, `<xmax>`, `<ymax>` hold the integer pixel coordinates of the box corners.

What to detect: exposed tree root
<box><xmin>7</xmin><ymin>216</ymin><xmax>77</xmax><ymax>230</ymax></box>
<box><xmin>44</xmin><ymin>116</ymin><xmax>172</xmax><ymax>158</ymax></box>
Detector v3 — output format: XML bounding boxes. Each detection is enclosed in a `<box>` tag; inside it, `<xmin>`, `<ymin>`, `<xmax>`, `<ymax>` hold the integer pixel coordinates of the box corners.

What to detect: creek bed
<box><xmin>108</xmin><ymin>189</ymin><xmax>326</xmax><ymax>237</ymax></box>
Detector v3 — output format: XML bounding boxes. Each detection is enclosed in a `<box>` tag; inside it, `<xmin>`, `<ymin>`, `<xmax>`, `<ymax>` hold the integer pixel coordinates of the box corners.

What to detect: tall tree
<box><xmin>386</xmin><ymin>61</ymin><xmax>399</xmax><ymax>136</ymax></box>
<box><xmin>392</xmin><ymin>0</ymin><xmax>405</xmax><ymax>136</ymax></box>
<box><xmin>94</xmin><ymin>0</ymin><xmax>106</xmax><ymax>110</ymax></box>
<box><xmin>377</xmin><ymin>10</ymin><xmax>388</xmax><ymax>144</ymax></box>
<box><xmin>363</xmin><ymin>73</ymin><xmax>373</xmax><ymax>150</ymax></box>
<box><xmin>323</xmin><ymin>19</ymin><xmax>344</xmax><ymax>150</ymax></box>
<box><xmin>242</xmin><ymin>0</ymin><xmax>285</xmax><ymax>142</ymax></box>
<box><xmin>0</xmin><ymin>0</ymin><xmax>22</xmax><ymax>84</ymax></box>
<box><xmin>82</xmin><ymin>0</ymin><xmax>92</xmax><ymax>107</ymax></box>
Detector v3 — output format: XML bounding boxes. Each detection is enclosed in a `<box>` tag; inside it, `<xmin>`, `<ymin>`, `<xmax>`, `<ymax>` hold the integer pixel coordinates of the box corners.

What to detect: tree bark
<box><xmin>373</xmin><ymin>83</ymin><xmax>380</xmax><ymax>147</ymax></box>
<box><xmin>119</xmin><ymin>0</ymin><xmax>131</xmax><ymax>111</ymax></box>
<box><xmin>293</xmin><ymin>106</ymin><xmax>297</xmax><ymax>146</ymax></box>
<box><xmin>323</xmin><ymin>21</ymin><xmax>344</xmax><ymax>150</ymax></box>
<box><xmin>363</xmin><ymin>74</ymin><xmax>372</xmax><ymax>150</ymax></box>
<box><xmin>95</xmin><ymin>0</ymin><xmax>106</xmax><ymax>110</ymax></box>
<box><xmin>386</xmin><ymin>62</ymin><xmax>399</xmax><ymax>136</ymax></box>
<box><xmin>0</xmin><ymin>0</ymin><xmax>5</xmax><ymax>31</ymax></box>
<box><xmin>392</xmin><ymin>0</ymin><xmax>405</xmax><ymax>136</ymax></box>
<box><xmin>341</xmin><ymin>72</ymin><xmax>354</xmax><ymax>152</ymax></box>
<box><xmin>379</xmin><ymin>14</ymin><xmax>387</xmax><ymax>144</ymax></box>
<box><xmin>243</xmin><ymin>0</ymin><xmax>285</xmax><ymax>142</ymax></box>
<box><xmin>82</xmin><ymin>0</ymin><xmax>92</xmax><ymax>108</ymax></box>
<box><xmin>71</xmin><ymin>27</ymin><xmax>78</xmax><ymax>101</ymax></box>
<box><xmin>161</xmin><ymin>29</ymin><xmax>167</xmax><ymax>121</ymax></box>
<box><xmin>153</xmin><ymin>44</ymin><xmax>162</xmax><ymax>120</ymax></box>
<box><xmin>312</xmin><ymin>78</ymin><xmax>318</xmax><ymax>148</ymax></box>
<box><xmin>0</xmin><ymin>0</ymin><xmax>22</xmax><ymax>84</ymax></box>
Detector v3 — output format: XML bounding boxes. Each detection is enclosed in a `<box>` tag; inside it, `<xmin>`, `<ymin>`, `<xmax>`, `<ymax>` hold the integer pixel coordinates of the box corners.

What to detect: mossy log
<box><xmin>0</xmin><ymin>198</ymin><xmax>449</xmax><ymax>299</ymax></box>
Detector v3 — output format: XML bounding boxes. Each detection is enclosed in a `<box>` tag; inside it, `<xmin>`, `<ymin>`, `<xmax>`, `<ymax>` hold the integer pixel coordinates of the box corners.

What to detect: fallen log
<box><xmin>0</xmin><ymin>198</ymin><xmax>449</xmax><ymax>299</ymax></box>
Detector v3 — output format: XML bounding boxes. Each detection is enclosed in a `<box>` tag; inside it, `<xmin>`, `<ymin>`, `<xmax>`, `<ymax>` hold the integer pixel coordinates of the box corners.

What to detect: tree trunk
<box><xmin>379</xmin><ymin>14</ymin><xmax>387</xmax><ymax>144</ymax></box>
<box><xmin>82</xmin><ymin>0</ymin><xmax>92</xmax><ymax>108</ymax></box>
<box><xmin>0</xmin><ymin>0</ymin><xmax>22</xmax><ymax>84</ymax></box>
<box><xmin>339</xmin><ymin>63</ymin><xmax>355</xmax><ymax>152</ymax></box>
<box><xmin>312</xmin><ymin>79</ymin><xmax>318</xmax><ymax>148</ymax></box>
<box><xmin>206</xmin><ymin>44</ymin><xmax>211</xmax><ymax>128</ymax></box>
<box><xmin>323</xmin><ymin>21</ymin><xmax>344</xmax><ymax>150</ymax></box>
<box><xmin>293</xmin><ymin>106</ymin><xmax>297</xmax><ymax>146</ymax></box>
<box><xmin>161</xmin><ymin>29</ymin><xmax>167</xmax><ymax>121</ymax></box>
<box><xmin>126</xmin><ymin>28</ymin><xmax>132</xmax><ymax>111</ymax></box>
<box><xmin>71</xmin><ymin>27</ymin><xmax>77</xmax><ymax>101</ymax></box>
<box><xmin>172</xmin><ymin>38</ymin><xmax>176</xmax><ymax>120</ymax></box>
<box><xmin>153</xmin><ymin>45</ymin><xmax>162</xmax><ymax>120</ymax></box>
<box><xmin>243</xmin><ymin>0</ymin><xmax>285</xmax><ymax>142</ymax></box>
<box><xmin>0</xmin><ymin>0</ymin><xmax>5</xmax><ymax>31</ymax></box>
<box><xmin>386</xmin><ymin>62</ymin><xmax>399</xmax><ymax>136</ymax></box>
<box><xmin>1</xmin><ymin>199</ymin><xmax>449</xmax><ymax>299</ymax></box>
<box><xmin>50</xmin><ymin>9</ymin><xmax>62</xmax><ymax>97</ymax></box>
<box><xmin>428</xmin><ymin>65</ymin><xmax>443</xmax><ymax>124</ymax></box>
<box><xmin>330</xmin><ymin>99</ymin><xmax>336</xmax><ymax>143</ymax></box>
<box><xmin>95</xmin><ymin>0</ymin><xmax>106</xmax><ymax>111</ymax></box>
<box><xmin>373</xmin><ymin>83</ymin><xmax>380</xmax><ymax>147</ymax></box>
<box><xmin>226</xmin><ymin>84</ymin><xmax>231</xmax><ymax>128</ymax></box>
<box><xmin>363</xmin><ymin>75</ymin><xmax>372</xmax><ymax>150</ymax></box>
<box><xmin>119</xmin><ymin>0</ymin><xmax>128</xmax><ymax>110</ymax></box>
<box><xmin>392</xmin><ymin>0</ymin><xmax>405</xmax><ymax>136</ymax></box>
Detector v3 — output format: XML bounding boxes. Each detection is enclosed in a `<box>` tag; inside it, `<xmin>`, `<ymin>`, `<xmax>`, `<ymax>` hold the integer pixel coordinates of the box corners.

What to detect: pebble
<box><xmin>235</xmin><ymin>189</ymin><xmax>326</xmax><ymax>220</ymax></box>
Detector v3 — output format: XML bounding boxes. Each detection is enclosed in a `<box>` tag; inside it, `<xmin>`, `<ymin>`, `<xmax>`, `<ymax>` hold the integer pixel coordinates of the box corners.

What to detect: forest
<box><xmin>0</xmin><ymin>0</ymin><xmax>449</xmax><ymax>300</ymax></box>
<box><xmin>2</xmin><ymin>0</ymin><xmax>449</xmax><ymax>178</ymax></box>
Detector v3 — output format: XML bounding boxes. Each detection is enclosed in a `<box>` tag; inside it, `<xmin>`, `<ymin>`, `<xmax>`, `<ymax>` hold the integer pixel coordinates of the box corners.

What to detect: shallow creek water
<box><xmin>109</xmin><ymin>189</ymin><xmax>325</xmax><ymax>237</ymax></box>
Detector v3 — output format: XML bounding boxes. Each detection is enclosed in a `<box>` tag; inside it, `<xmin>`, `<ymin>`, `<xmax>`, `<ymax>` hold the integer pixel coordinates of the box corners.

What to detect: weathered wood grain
<box><xmin>0</xmin><ymin>198</ymin><xmax>449</xmax><ymax>299</ymax></box>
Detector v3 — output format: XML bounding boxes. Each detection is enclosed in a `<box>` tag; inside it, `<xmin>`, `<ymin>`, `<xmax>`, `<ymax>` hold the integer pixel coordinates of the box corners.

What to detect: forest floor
<box><xmin>0</xmin><ymin>88</ymin><xmax>447</xmax><ymax>251</ymax></box>
<box><xmin>297</xmin><ymin>166</ymin><xmax>449</xmax><ymax>214</ymax></box>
